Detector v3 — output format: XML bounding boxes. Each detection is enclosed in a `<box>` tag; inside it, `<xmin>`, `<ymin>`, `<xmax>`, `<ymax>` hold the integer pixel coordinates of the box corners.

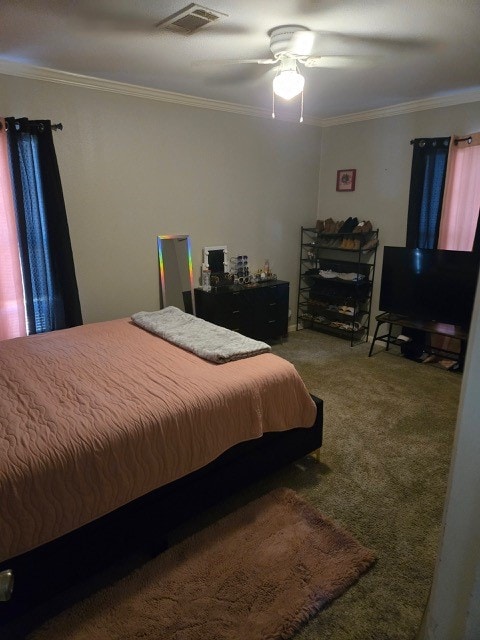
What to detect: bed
<box><xmin>0</xmin><ymin>312</ymin><xmax>323</xmax><ymax>622</ymax></box>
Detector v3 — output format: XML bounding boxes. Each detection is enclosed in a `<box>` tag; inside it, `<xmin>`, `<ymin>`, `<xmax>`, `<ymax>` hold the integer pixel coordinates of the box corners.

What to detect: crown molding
<box><xmin>0</xmin><ymin>60</ymin><xmax>323</xmax><ymax>127</ymax></box>
<box><xmin>320</xmin><ymin>89</ymin><xmax>480</xmax><ymax>127</ymax></box>
<box><xmin>0</xmin><ymin>60</ymin><xmax>478</xmax><ymax>128</ymax></box>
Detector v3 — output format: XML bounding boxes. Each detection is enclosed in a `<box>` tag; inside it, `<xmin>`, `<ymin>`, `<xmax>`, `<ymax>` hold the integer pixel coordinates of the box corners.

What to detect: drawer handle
<box><xmin>232</xmin><ymin>310</ymin><xmax>240</xmax><ymax>314</ymax></box>
<box><xmin>268</xmin><ymin>320</ymin><xmax>276</xmax><ymax>324</ymax></box>
<box><xmin>269</xmin><ymin>302</ymin><xmax>277</xmax><ymax>307</ymax></box>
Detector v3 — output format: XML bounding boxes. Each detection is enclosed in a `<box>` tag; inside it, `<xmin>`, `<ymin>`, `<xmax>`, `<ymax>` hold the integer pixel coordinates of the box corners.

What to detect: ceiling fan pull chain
<box><xmin>300</xmin><ymin>90</ymin><xmax>304</xmax><ymax>123</ymax></box>
<box><xmin>272</xmin><ymin>86</ymin><xmax>276</xmax><ymax>119</ymax></box>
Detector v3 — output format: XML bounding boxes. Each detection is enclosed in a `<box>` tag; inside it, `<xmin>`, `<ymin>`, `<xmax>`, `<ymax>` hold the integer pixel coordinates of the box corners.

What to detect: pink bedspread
<box><xmin>0</xmin><ymin>319</ymin><xmax>316</xmax><ymax>562</ymax></box>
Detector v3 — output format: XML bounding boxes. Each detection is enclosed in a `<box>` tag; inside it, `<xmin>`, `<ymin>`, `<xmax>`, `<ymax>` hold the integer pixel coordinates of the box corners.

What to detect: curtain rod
<box><xmin>454</xmin><ymin>135</ymin><xmax>472</xmax><ymax>145</ymax></box>
<box><xmin>409</xmin><ymin>135</ymin><xmax>473</xmax><ymax>146</ymax></box>
<box><xmin>409</xmin><ymin>137</ymin><xmax>450</xmax><ymax>145</ymax></box>
<box><xmin>0</xmin><ymin>121</ymin><xmax>63</xmax><ymax>132</ymax></box>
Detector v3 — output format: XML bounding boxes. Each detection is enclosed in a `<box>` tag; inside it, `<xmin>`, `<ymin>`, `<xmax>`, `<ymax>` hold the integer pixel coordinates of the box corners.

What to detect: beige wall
<box><xmin>0</xmin><ymin>73</ymin><xmax>322</xmax><ymax>324</ymax></box>
<box><xmin>317</xmin><ymin>102</ymin><xmax>480</xmax><ymax>320</ymax></box>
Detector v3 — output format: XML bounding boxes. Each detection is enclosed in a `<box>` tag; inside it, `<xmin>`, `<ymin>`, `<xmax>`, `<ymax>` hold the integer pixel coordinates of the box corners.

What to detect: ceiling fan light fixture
<box><xmin>273</xmin><ymin>59</ymin><xmax>305</xmax><ymax>100</ymax></box>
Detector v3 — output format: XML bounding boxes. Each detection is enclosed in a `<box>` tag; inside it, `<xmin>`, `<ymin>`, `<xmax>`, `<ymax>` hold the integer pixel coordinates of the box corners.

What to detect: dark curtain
<box><xmin>473</xmin><ymin>208</ymin><xmax>480</xmax><ymax>257</ymax></box>
<box><xmin>406</xmin><ymin>137</ymin><xmax>450</xmax><ymax>249</ymax></box>
<box><xmin>6</xmin><ymin>117</ymin><xmax>82</xmax><ymax>334</ymax></box>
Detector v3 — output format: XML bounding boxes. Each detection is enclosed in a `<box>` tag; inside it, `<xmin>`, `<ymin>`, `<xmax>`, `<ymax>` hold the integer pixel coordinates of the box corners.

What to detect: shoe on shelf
<box><xmin>338</xmin><ymin>305</ymin><xmax>355</xmax><ymax>316</ymax></box>
<box><xmin>338</xmin><ymin>218</ymin><xmax>351</xmax><ymax>233</ymax></box>
<box><xmin>339</xmin><ymin>217</ymin><xmax>358</xmax><ymax>233</ymax></box>
<box><xmin>342</xmin><ymin>238</ymin><xmax>358</xmax><ymax>249</ymax></box>
<box><xmin>362</xmin><ymin>236</ymin><xmax>379</xmax><ymax>251</ymax></box>
<box><xmin>362</xmin><ymin>221</ymin><xmax>373</xmax><ymax>233</ymax></box>
<box><xmin>353</xmin><ymin>220</ymin><xmax>373</xmax><ymax>234</ymax></box>
<box><xmin>323</xmin><ymin>217</ymin><xmax>335</xmax><ymax>233</ymax></box>
<box><xmin>316</xmin><ymin>219</ymin><xmax>325</xmax><ymax>232</ymax></box>
<box><xmin>327</xmin><ymin>237</ymin><xmax>341</xmax><ymax>248</ymax></box>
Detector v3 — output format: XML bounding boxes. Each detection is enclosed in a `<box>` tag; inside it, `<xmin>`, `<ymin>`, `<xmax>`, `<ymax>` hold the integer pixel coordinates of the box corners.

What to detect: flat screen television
<box><xmin>379</xmin><ymin>246</ymin><xmax>480</xmax><ymax>327</ymax></box>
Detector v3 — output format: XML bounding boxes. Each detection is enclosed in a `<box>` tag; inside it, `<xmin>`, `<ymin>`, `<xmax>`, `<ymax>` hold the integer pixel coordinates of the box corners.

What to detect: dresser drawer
<box><xmin>207</xmin><ymin>308</ymin><xmax>246</xmax><ymax>333</ymax></box>
<box><xmin>196</xmin><ymin>289</ymin><xmax>246</xmax><ymax>332</ymax></box>
<box><xmin>194</xmin><ymin>281</ymin><xmax>289</xmax><ymax>341</ymax></box>
<box><xmin>251</xmin><ymin>283</ymin><xmax>289</xmax><ymax>338</ymax></box>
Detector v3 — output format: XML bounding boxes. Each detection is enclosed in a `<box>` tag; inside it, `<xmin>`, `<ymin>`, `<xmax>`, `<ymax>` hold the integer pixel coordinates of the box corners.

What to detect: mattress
<box><xmin>0</xmin><ymin>318</ymin><xmax>316</xmax><ymax>563</ymax></box>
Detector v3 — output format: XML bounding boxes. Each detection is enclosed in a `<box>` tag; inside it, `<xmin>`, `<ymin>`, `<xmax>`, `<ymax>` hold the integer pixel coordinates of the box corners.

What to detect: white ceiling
<box><xmin>1</xmin><ymin>0</ymin><xmax>480</xmax><ymax>122</ymax></box>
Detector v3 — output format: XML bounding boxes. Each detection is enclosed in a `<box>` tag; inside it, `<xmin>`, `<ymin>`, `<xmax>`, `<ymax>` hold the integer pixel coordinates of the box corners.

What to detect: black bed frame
<box><xmin>0</xmin><ymin>395</ymin><xmax>323</xmax><ymax>627</ymax></box>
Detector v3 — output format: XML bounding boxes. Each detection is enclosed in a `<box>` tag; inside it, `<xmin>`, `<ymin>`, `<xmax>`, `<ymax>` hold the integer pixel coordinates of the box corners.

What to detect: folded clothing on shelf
<box><xmin>337</xmin><ymin>272</ymin><xmax>365</xmax><ymax>281</ymax></box>
<box><xmin>316</xmin><ymin>270</ymin><xmax>366</xmax><ymax>282</ymax></box>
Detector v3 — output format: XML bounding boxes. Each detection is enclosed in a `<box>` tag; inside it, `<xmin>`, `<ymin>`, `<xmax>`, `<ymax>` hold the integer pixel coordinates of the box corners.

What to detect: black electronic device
<box><xmin>379</xmin><ymin>246</ymin><xmax>480</xmax><ymax>328</ymax></box>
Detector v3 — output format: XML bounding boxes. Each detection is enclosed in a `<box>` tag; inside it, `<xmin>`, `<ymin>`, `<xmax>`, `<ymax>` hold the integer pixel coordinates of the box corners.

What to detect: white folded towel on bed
<box><xmin>131</xmin><ymin>306</ymin><xmax>271</xmax><ymax>364</ymax></box>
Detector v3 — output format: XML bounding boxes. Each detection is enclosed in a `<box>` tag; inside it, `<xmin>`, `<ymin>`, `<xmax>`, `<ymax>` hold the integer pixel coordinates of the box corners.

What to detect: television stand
<box><xmin>368</xmin><ymin>312</ymin><xmax>468</xmax><ymax>369</ymax></box>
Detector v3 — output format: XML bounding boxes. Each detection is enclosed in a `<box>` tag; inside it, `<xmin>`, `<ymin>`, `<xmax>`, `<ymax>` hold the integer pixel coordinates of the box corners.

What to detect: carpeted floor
<box><xmin>6</xmin><ymin>329</ymin><xmax>461</xmax><ymax>640</ymax></box>
<box><xmin>269</xmin><ymin>330</ymin><xmax>461</xmax><ymax>640</ymax></box>
<box><xmin>173</xmin><ymin>329</ymin><xmax>460</xmax><ymax>640</ymax></box>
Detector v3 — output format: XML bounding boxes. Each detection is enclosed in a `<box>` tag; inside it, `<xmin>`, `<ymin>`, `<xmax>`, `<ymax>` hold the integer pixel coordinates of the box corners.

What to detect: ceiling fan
<box><xmin>194</xmin><ymin>22</ymin><xmax>426</xmax><ymax>121</ymax></box>
<box><xmin>198</xmin><ymin>24</ymin><xmax>400</xmax><ymax>101</ymax></box>
<box><xmin>240</xmin><ymin>26</ymin><xmax>378</xmax><ymax>67</ymax></box>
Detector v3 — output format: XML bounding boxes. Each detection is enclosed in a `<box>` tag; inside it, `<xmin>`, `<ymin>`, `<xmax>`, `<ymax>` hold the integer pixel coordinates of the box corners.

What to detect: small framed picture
<box><xmin>336</xmin><ymin>169</ymin><xmax>356</xmax><ymax>192</ymax></box>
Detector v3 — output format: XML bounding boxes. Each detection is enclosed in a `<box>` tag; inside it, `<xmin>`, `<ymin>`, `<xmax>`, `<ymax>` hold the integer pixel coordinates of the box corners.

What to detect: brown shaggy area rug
<box><xmin>29</xmin><ymin>488</ymin><xmax>375</xmax><ymax>640</ymax></box>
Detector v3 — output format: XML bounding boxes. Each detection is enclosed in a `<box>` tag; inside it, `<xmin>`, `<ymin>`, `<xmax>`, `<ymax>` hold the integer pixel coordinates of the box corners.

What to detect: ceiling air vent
<box><xmin>157</xmin><ymin>4</ymin><xmax>227</xmax><ymax>35</ymax></box>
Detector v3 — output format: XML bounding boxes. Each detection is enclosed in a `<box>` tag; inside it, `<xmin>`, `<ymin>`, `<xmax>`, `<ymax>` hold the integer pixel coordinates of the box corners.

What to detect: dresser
<box><xmin>194</xmin><ymin>280</ymin><xmax>289</xmax><ymax>341</ymax></box>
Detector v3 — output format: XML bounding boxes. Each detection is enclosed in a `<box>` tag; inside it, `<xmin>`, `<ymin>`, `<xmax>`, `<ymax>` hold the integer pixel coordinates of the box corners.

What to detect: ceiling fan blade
<box><xmin>238</xmin><ymin>59</ymin><xmax>277</xmax><ymax>65</ymax></box>
<box><xmin>192</xmin><ymin>58</ymin><xmax>277</xmax><ymax>68</ymax></box>
<box><xmin>301</xmin><ymin>31</ymin><xmax>422</xmax><ymax>57</ymax></box>
<box><xmin>203</xmin><ymin>65</ymin><xmax>272</xmax><ymax>87</ymax></box>
<box><xmin>304</xmin><ymin>55</ymin><xmax>377</xmax><ymax>69</ymax></box>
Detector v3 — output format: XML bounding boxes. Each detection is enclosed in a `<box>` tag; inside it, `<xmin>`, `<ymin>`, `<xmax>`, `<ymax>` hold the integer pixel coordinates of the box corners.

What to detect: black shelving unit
<box><xmin>297</xmin><ymin>226</ymin><xmax>379</xmax><ymax>346</ymax></box>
